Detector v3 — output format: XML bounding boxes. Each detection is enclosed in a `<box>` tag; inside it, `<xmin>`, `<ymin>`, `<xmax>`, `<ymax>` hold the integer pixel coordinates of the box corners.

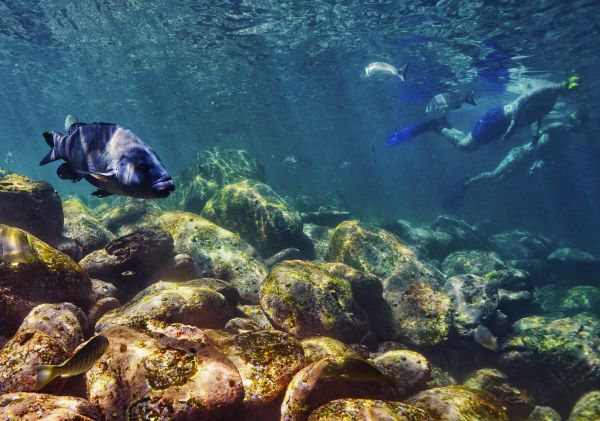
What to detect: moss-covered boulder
<box><xmin>464</xmin><ymin>369</ymin><xmax>535</xmax><ymax>420</ymax></box>
<box><xmin>547</xmin><ymin>247</ymin><xmax>600</xmax><ymax>281</ymax></box>
<box><xmin>18</xmin><ymin>303</ymin><xmax>86</xmax><ymax>354</ymax></box>
<box><xmin>370</xmin><ymin>281</ymin><xmax>452</xmax><ymax>346</ymax></box>
<box><xmin>525</xmin><ymin>406</ymin><xmax>562</xmax><ymax>421</ymax></box>
<box><xmin>406</xmin><ymin>386</ymin><xmax>509</xmax><ymax>421</ymax></box>
<box><xmin>303</xmin><ymin>223</ymin><xmax>333</xmax><ymax>261</ymax></box>
<box><xmin>99</xmin><ymin>199</ymin><xmax>159</xmax><ymax>235</ymax></box>
<box><xmin>441</xmin><ymin>250</ymin><xmax>507</xmax><ymax>277</ymax></box>
<box><xmin>444</xmin><ymin>274</ymin><xmax>499</xmax><ymax>336</ymax></box>
<box><xmin>259</xmin><ymin>260</ymin><xmax>371</xmax><ymax>342</ymax></box>
<box><xmin>430</xmin><ymin>215</ymin><xmax>488</xmax><ymax>251</ymax></box>
<box><xmin>0</xmin><ymin>329</ymin><xmax>68</xmax><ymax>394</ymax></box>
<box><xmin>568</xmin><ymin>390</ymin><xmax>600</xmax><ymax>421</ymax></box>
<box><xmin>86</xmin><ymin>325</ymin><xmax>244</xmax><ymax>420</ymax></box>
<box><xmin>220</xmin><ymin>330</ymin><xmax>305</xmax><ymax>409</ymax></box>
<box><xmin>500</xmin><ymin>314</ymin><xmax>600</xmax><ymax>412</ymax></box>
<box><xmin>301</xmin><ymin>337</ymin><xmax>360</xmax><ymax>364</ymax></box>
<box><xmin>153</xmin><ymin>211</ymin><xmax>268</xmax><ymax>303</ymax></box>
<box><xmin>80</xmin><ymin>226</ymin><xmax>174</xmax><ymax>299</ymax></box>
<box><xmin>172</xmin><ymin>147</ymin><xmax>266</xmax><ymax>213</ymax></box>
<box><xmin>489</xmin><ymin>230</ymin><xmax>555</xmax><ymax>260</ymax></box>
<box><xmin>0</xmin><ymin>225</ymin><xmax>92</xmax><ymax>337</ymax></box>
<box><xmin>559</xmin><ymin>286</ymin><xmax>600</xmax><ymax>315</ymax></box>
<box><xmin>308</xmin><ymin>399</ymin><xmax>433</xmax><ymax>420</ymax></box>
<box><xmin>59</xmin><ymin>198</ymin><xmax>114</xmax><ymax>261</ymax></box>
<box><xmin>201</xmin><ymin>179</ymin><xmax>313</xmax><ymax>258</ymax></box>
<box><xmin>95</xmin><ymin>279</ymin><xmax>236</xmax><ymax>332</ymax></box>
<box><xmin>0</xmin><ymin>392</ymin><xmax>101</xmax><ymax>420</ymax></box>
<box><xmin>383</xmin><ymin>219</ymin><xmax>454</xmax><ymax>260</ymax></box>
<box><xmin>319</xmin><ymin>262</ymin><xmax>383</xmax><ymax>308</ymax></box>
<box><xmin>280</xmin><ymin>357</ymin><xmax>395</xmax><ymax>421</ymax></box>
<box><xmin>327</xmin><ymin>220</ymin><xmax>443</xmax><ymax>286</ymax></box>
<box><xmin>0</xmin><ymin>173</ymin><xmax>63</xmax><ymax>244</ymax></box>
<box><xmin>237</xmin><ymin>304</ymin><xmax>274</xmax><ymax>330</ymax></box>
<box><xmin>372</xmin><ymin>350</ymin><xmax>431</xmax><ymax>397</ymax></box>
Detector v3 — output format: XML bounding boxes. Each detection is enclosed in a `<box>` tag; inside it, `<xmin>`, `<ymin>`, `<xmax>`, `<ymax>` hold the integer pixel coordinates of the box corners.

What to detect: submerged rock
<box><xmin>172</xmin><ymin>147</ymin><xmax>266</xmax><ymax>213</ymax></box>
<box><xmin>153</xmin><ymin>211</ymin><xmax>268</xmax><ymax>303</ymax></box>
<box><xmin>370</xmin><ymin>281</ymin><xmax>452</xmax><ymax>346</ymax></box>
<box><xmin>99</xmin><ymin>199</ymin><xmax>158</xmax><ymax>235</ymax></box>
<box><xmin>430</xmin><ymin>215</ymin><xmax>488</xmax><ymax>251</ymax></box>
<box><xmin>201</xmin><ymin>179</ymin><xmax>314</xmax><ymax>258</ymax></box>
<box><xmin>464</xmin><ymin>368</ymin><xmax>535</xmax><ymax>420</ymax></box>
<box><xmin>265</xmin><ymin>247</ymin><xmax>302</xmax><ymax>268</ymax></box>
<box><xmin>442</xmin><ymin>250</ymin><xmax>507</xmax><ymax>278</ymax></box>
<box><xmin>526</xmin><ymin>406</ymin><xmax>562</xmax><ymax>421</ymax></box>
<box><xmin>0</xmin><ymin>392</ymin><xmax>101</xmax><ymax>420</ymax></box>
<box><xmin>220</xmin><ymin>330</ymin><xmax>305</xmax><ymax>409</ymax></box>
<box><xmin>558</xmin><ymin>285</ymin><xmax>600</xmax><ymax>315</ymax></box>
<box><xmin>301</xmin><ymin>336</ymin><xmax>360</xmax><ymax>364</ymax></box>
<box><xmin>95</xmin><ymin>279</ymin><xmax>236</xmax><ymax>332</ymax></box>
<box><xmin>0</xmin><ymin>224</ymin><xmax>92</xmax><ymax>337</ymax></box>
<box><xmin>372</xmin><ymin>350</ymin><xmax>431</xmax><ymax>397</ymax></box>
<box><xmin>0</xmin><ymin>173</ymin><xmax>63</xmax><ymax>244</ymax></box>
<box><xmin>237</xmin><ymin>304</ymin><xmax>274</xmax><ymax>330</ymax></box>
<box><xmin>259</xmin><ymin>260</ymin><xmax>371</xmax><ymax>342</ymax></box>
<box><xmin>303</xmin><ymin>223</ymin><xmax>333</xmax><ymax>261</ymax></box>
<box><xmin>280</xmin><ymin>357</ymin><xmax>395</xmax><ymax>421</ymax></box>
<box><xmin>406</xmin><ymin>386</ymin><xmax>509</xmax><ymax>421</ymax></box>
<box><xmin>327</xmin><ymin>220</ymin><xmax>444</xmax><ymax>287</ymax></box>
<box><xmin>308</xmin><ymin>398</ymin><xmax>432</xmax><ymax>420</ymax></box>
<box><xmin>301</xmin><ymin>210</ymin><xmax>351</xmax><ymax>227</ymax></box>
<box><xmin>489</xmin><ymin>230</ymin><xmax>555</xmax><ymax>260</ymax></box>
<box><xmin>59</xmin><ymin>198</ymin><xmax>114</xmax><ymax>261</ymax></box>
<box><xmin>86</xmin><ymin>325</ymin><xmax>244</xmax><ymax>420</ymax></box>
<box><xmin>547</xmin><ymin>247</ymin><xmax>600</xmax><ymax>281</ymax></box>
<box><xmin>500</xmin><ymin>314</ymin><xmax>600</xmax><ymax>412</ymax></box>
<box><xmin>383</xmin><ymin>219</ymin><xmax>454</xmax><ymax>260</ymax></box>
<box><xmin>0</xmin><ymin>329</ymin><xmax>68</xmax><ymax>394</ymax></box>
<box><xmin>568</xmin><ymin>390</ymin><xmax>600</xmax><ymax>421</ymax></box>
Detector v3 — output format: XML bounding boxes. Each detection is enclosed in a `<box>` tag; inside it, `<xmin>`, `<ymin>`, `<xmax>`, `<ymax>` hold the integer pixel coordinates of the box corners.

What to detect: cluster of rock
<box><xmin>0</xmin><ymin>151</ymin><xmax>599</xmax><ymax>420</ymax></box>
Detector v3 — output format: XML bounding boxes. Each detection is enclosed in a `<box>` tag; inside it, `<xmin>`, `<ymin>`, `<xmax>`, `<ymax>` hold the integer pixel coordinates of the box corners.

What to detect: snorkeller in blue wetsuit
<box><xmin>387</xmin><ymin>76</ymin><xmax>581</xmax><ymax>152</ymax></box>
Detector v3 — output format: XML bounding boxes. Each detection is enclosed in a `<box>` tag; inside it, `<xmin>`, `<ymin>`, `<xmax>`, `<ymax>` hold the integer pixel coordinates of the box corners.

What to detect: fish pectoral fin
<box><xmin>76</xmin><ymin>169</ymin><xmax>116</xmax><ymax>181</ymax></box>
<box><xmin>91</xmin><ymin>189</ymin><xmax>113</xmax><ymax>198</ymax></box>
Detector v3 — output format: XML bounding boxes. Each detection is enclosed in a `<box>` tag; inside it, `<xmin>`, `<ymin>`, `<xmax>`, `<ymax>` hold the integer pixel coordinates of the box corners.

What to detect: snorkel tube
<box><xmin>562</xmin><ymin>75</ymin><xmax>581</xmax><ymax>91</ymax></box>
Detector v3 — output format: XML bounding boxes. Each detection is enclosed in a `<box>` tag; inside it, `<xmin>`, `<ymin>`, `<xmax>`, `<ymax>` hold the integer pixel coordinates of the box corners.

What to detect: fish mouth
<box><xmin>152</xmin><ymin>177</ymin><xmax>175</xmax><ymax>197</ymax></box>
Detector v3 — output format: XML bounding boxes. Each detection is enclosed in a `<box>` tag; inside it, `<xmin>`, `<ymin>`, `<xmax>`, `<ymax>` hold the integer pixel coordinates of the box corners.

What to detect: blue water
<box><xmin>0</xmin><ymin>0</ymin><xmax>599</xmax><ymax>248</ymax></box>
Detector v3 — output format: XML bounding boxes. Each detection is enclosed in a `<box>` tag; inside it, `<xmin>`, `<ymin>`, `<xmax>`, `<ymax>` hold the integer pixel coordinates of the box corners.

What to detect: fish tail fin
<box><xmin>442</xmin><ymin>177</ymin><xmax>470</xmax><ymax>212</ymax></box>
<box><xmin>40</xmin><ymin>131</ymin><xmax>64</xmax><ymax>165</ymax></box>
<box><xmin>386</xmin><ymin>115</ymin><xmax>446</xmax><ymax>146</ymax></box>
<box><xmin>35</xmin><ymin>365</ymin><xmax>59</xmax><ymax>390</ymax></box>
<box><xmin>466</xmin><ymin>90</ymin><xmax>477</xmax><ymax>106</ymax></box>
<box><xmin>397</xmin><ymin>62</ymin><xmax>409</xmax><ymax>82</ymax></box>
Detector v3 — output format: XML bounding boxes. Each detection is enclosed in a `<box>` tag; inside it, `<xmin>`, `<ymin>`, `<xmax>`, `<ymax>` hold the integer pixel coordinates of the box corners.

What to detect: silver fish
<box><xmin>40</xmin><ymin>116</ymin><xmax>174</xmax><ymax>199</ymax></box>
<box><xmin>473</xmin><ymin>325</ymin><xmax>498</xmax><ymax>352</ymax></box>
<box><xmin>426</xmin><ymin>91</ymin><xmax>476</xmax><ymax>114</ymax></box>
<box><xmin>363</xmin><ymin>62</ymin><xmax>408</xmax><ymax>82</ymax></box>
<box><xmin>35</xmin><ymin>335</ymin><xmax>109</xmax><ymax>390</ymax></box>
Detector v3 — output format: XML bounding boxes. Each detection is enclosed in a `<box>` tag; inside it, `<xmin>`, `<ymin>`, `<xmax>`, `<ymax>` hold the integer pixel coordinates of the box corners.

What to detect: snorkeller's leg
<box><xmin>438</xmin><ymin>128</ymin><xmax>476</xmax><ymax>151</ymax></box>
<box><xmin>386</xmin><ymin>116</ymin><xmax>449</xmax><ymax>146</ymax></box>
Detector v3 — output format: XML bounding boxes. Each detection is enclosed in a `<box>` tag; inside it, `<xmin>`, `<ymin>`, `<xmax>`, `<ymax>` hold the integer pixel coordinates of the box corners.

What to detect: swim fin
<box><xmin>386</xmin><ymin>116</ymin><xmax>447</xmax><ymax>146</ymax></box>
<box><xmin>442</xmin><ymin>177</ymin><xmax>469</xmax><ymax>212</ymax></box>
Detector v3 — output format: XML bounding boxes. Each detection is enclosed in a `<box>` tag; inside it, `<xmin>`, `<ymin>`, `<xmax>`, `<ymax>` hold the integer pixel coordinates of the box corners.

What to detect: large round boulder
<box><xmin>86</xmin><ymin>325</ymin><xmax>244</xmax><ymax>420</ymax></box>
<box><xmin>201</xmin><ymin>179</ymin><xmax>313</xmax><ymax>258</ymax></box>
<box><xmin>0</xmin><ymin>392</ymin><xmax>101</xmax><ymax>420</ymax></box>
<box><xmin>372</xmin><ymin>350</ymin><xmax>431</xmax><ymax>397</ymax></box>
<box><xmin>308</xmin><ymin>399</ymin><xmax>432</xmax><ymax>420</ymax></box>
<box><xmin>441</xmin><ymin>250</ymin><xmax>507</xmax><ymax>278</ymax></box>
<box><xmin>0</xmin><ymin>173</ymin><xmax>63</xmax><ymax>244</ymax></box>
<box><xmin>0</xmin><ymin>224</ymin><xmax>92</xmax><ymax>337</ymax></box>
<box><xmin>259</xmin><ymin>260</ymin><xmax>371</xmax><ymax>342</ymax></box>
<box><xmin>406</xmin><ymin>386</ymin><xmax>508</xmax><ymax>421</ymax></box>
<box><xmin>568</xmin><ymin>390</ymin><xmax>600</xmax><ymax>421</ymax></box>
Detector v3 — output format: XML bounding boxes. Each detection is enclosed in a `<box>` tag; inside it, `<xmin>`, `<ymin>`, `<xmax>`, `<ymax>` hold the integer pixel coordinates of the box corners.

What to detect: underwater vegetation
<box><xmin>0</xmin><ymin>145</ymin><xmax>599</xmax><ymax>420</ymax></box>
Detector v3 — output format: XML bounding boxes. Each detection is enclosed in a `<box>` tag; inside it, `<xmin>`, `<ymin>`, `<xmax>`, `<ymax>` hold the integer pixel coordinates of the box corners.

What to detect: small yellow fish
<box><xmin>0</xmin><ymin>225</ymin><xmax>35</xmax><ymax>266</ymax></box>
<box><xmin>35</xmin><ymin>335</ymin><xmax>109</xmax><ymax>390</ymax></box>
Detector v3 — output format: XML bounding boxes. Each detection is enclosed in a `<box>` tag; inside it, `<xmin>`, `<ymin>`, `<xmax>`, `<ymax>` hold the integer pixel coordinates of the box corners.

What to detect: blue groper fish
<box><xmin>40</xmin><ymin>119</ymin><xmax>174</xmax><ymax>199</ymax></box>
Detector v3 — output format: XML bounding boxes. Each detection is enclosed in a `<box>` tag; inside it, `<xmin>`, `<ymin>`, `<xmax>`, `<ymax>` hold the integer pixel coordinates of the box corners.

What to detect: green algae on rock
<box><xmin>441</xmin><ymin>250</ymin><xmax>507</xmax><ymax>278</ymax></box>
<box><xmin>59</xmin><ymin>198</ymin><xmax>114</xmax><ymax>261</ymax></box>
<box><xmin>301</xmin><ymin>336</ymin><xmax>360</xmax><ymax>364</ymax></box>
<box><xmin>86</xmin><ymin>325</ymin><xmax>244</xmax><ymax>420</ymax></box>
<box><xmin>464</xmin><ymin>368</ymin><xmax>535</xmax><ymax>420</ymax></box>
<box><xmin>500</xmin><ymin>314</ymin><xmax>600</xmax><ymax>412</ymax></box>
<box><xmin>172</xmin><ymin>147</ymin><xmax>266</xmax><ymax>213</ymax></box>
<box><xmin>406</xmin><ymin>385</ymin><xmax>509</xmax><ymax>421</ymax></box>
<box><xmin>280</xmin><ymin>357</ymin><xmax>395</xmax><ymax>421</ymax></box>
<box><xmin>0</xmin><ymin>392</ymin><xmax>101</xmax><ymax>420</ymax></box>
<box><xmin>567</xmin><ymin>390</ymin><xmax>600</xmax><ymax>421</ymax></box>
<box><xmin>308</xmin><ymin>398</ymin><xmax>434</xmax><ymax>421</ymax></box>
<box><xmin>221</xmin><ymin>330</ymin><xmax>306</xmax><ymax>408</ymax></box>
<box><xmin>95</xmin><ymin>279</ymin><xmax>236</xmax><ymax>332</ymax></box>
<box><xmin>153</xmin><ymin>211</ymin><xmax>268</xmax><ymax>303</ymax></box>
<box><xmin>0</xmin><ymin>224</ymin><xmax>92</xmax><ymax>337</ymax></box>
<box><xmin>201</xmin><ymin>179</ymin><xmax>314</xmax><ymax>258</ymax></box>
<box><xmin>303</xmin><ymin>223</ymin><xmax>333</xmax><ymax>261</ymax></box>
<box><xmin>559</xmin><ymin>286</ymin><xmax>600</xmax><ymax>315</ymax></box>
<box><xmin>372</xmin><ymin>350</ymin><xmax>431</xmax><ymax>397</ymax></box>
<box><xmin>525</xmin><ymin>406</ymin><xmax>562</xmax><ymax>421</ymax></box>
<box><xmin>259</xmin><ymin>260</ymin><xmax>371</xmax><ymax>342</ymax></box>
<box><xmin>0</xmin><ymin>173</ymin><xmax>63</xmax><ymax>245</ymax></box>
